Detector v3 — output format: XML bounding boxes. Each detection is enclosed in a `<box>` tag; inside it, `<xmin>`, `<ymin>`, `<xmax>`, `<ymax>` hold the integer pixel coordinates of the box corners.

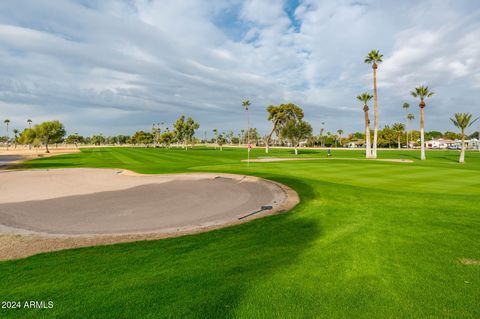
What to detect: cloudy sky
<box><xmin>0</xmin><ymin>0</ymin><xmax>479</xmax><ymax>137</ymax></box>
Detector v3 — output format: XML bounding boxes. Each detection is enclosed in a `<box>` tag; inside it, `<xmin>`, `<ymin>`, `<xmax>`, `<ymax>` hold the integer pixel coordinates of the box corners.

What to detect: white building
<box><xmin>425</xmin><ymin>139</ymin><xmax>455</xmax><ymax>149</ymax></box>
<box><xmin>454</xmin><ymin>138</ymin><xmax>480</xmax><ymax>150</ymax></box>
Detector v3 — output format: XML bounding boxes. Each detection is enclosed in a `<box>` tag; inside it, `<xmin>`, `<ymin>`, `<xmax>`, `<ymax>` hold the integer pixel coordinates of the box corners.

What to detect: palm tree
<box><xmin>12</xmin><ymin>128</ymin><xmax>19</xmax><ymax>149</ymax></box>
<box><xmin>4</xmin><ymin>119</ymin><xmax>10</xmax><ymax>150</ymax></box>
<box><xmin>450</xmin><ymin>113</ymin><xmax>479</xmax><ymax>163</ymax></box>
<box><xmin>364</xmin><ymin>50</ymin><xmax>383</xmax><ymax>158</ymax></box>
<box><xmin>407</xmin><ymin>113</ymin><xmax>415</xmax><ymax>148</ymax></box>
<box><xmin>411</xmin><ymin>86</ymin><xmax>434</xmax><ymax>160</ymax></box>
<box><xmin>242</xmin><ymin>99</ymin><xmax>251</xmax><ymax>165</ymax></box>
<box><xmin>402</xmin><ymin>102</ymin><xmax>410</xmax><ymax>148</ymax></box>
<box><xmin>357</xmin><ymin>92</ymin><xmax>373</xmax><ymax>158</ymax></box>
<box><xmin>392</xmin><ymin>123</ymin><xmax>405</xmax><ymax>149</ymax></box>
<box><xmin>27</xmin><ymin>119</ymin><xmax>32</xmax><ymax>128</ymax></box>
<box><xmin>337</xmin><ymin>129</ymin><xmax>344</xmax><ymax>147</ymax></box>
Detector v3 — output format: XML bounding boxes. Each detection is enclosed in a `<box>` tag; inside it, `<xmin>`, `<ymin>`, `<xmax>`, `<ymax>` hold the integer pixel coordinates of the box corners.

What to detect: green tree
<box><xmin>65</xmin><ymin>133</ymin><xmax>84</xmax><ymax>147</ymax></box>
<box><xmin>378</xmin><ymin>125</ymin><xmax>396</xmax><ymax>147</ymax></box>
<box><xmin>443</xmin><ymin>131</ymin><xmax>461</xmax><ymax>140</ymax></box>
<box><xmin>280</xmin><ymin>120</ymin><xmax>312</xmax><ymax>155</ymax></box>
<box><xmin>241</xmin><ymin>128</ymin><xmax>260</xmax><ymax>145</ymax></box>
<box><xmin>158</xmin><ymin>131</ymin><xmax>174</xmax><ymax>148</ymax></box>
<box><xmin>265</xmin><ymin>103</ymin><xmax>304</xmax><ymax>153</ymax></box>
<box><xmin>217</xmin><ymin>133</ymin><xmax>226</xmax><ymax>151</ymax></box>
<box><xmin>173</xmin><ymin>115</ymin><xmax>187</xmax><ymax>149</ymax></box>
<box><xmin>91</xmin><ymin>134</ymin><xmax>106</xmax><ymax>145</ymax></box>
<box><xmin>184</xmin><ymin>117</ymin><xmax>200</xmax><ymax>148</ymax></box>
<box><xmin>425</xmin><ymin>131</ymin><xmax>442</xmax><ymax>140</ymax></box>
<box><xmin>411</xmin><ymin>86</ymin><xmax>434</xmax><ymax>160</ymax></box>
<box><xmin>364</xmin><ymin>50</ymin><xmax>383</xmax><ymax>158</ymax></box>
<box><xmin>392</xmin><ymin>123</ymin><xmax>405</xmax><ymax>149</ymax></box>
<box><xmin>34</xmin><ymin>120</ymin><xmax>66</xmax><ymax>153</ymax></box>
<box><xmin>357</xmin><ymin>92</ymin><xmax>373</xmax><ymax>158</ymax></box>
<box><xmin>130</xmin><ymin>131</ymin><xmax>153</xmax><ymax>146</ymax></box>
<box><xmin>337</xmin><ymin>129</ymin><xmax>344</xmax><ymax>147</ymax></box>
<box><xmin>450</xmin><ymin>113</ymin><xmax>479</xmax><ymax>163</ymax></box>
<box><xmin>19</xmin><ymin>128</ymin><xmax>37</xmax><ymax>149</ymax></box>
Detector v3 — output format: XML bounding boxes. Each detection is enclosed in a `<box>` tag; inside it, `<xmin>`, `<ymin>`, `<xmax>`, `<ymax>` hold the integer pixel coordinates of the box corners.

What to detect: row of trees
<box><xmin>2</xmin><ymin>115</ymin><xmax>202</xmax><ymax>152</ymax></box>
<box><xmin>3</xmin><ymin>115</ymin><xmax>476</xmax><ymax>154</ymax></box>
<box><xmin>360</xmin><ymin>49</ymin><xmax>478</xmax><ymax>163</ymax></box>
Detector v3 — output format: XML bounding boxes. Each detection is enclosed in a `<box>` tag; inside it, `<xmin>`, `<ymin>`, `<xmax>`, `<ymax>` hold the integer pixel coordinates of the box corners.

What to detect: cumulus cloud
<box><xmin>0</xmin><ymin>0</ymin><xmax>479</xmax><ymax>136</ymax></box>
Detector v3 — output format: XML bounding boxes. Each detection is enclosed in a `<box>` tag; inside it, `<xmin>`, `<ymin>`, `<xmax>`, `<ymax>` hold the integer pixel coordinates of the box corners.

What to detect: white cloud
<box><xmin>0</xmin><ymin>0</ymin><xmax>479</xmax><ymax>136</ymax></box>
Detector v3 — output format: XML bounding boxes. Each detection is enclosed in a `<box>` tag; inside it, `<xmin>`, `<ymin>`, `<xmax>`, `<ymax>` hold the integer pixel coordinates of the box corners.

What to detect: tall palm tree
<box><xmin>27</xmin><ymin>119</ymin><xmax>32</xmax><ymax>129</ymax></box>
<box><xmin>450</xmin><ymin>113</ymin><xmax>479</xmax><ymax>163</ymax></box>
<box><xmin>337</xmin><ymin>129</ymin><xmax>344</xmax><ymax>147</ymax></box>
<box><xmin>392</xmin><ymin>123</ymin><xmax>405</xmax><ymax>149</ymax></box>
<box><xmin>407</xmin><ymin>113</ymin><xmax>415</xmax><ymax>147</ymax></box>
<box><xmin>364</xmin><ymin>50</ymin><xmax>383</xmax><ymax>158</ymax></box>
<box><xmin>402</xmin><ymin>102</ymin><xmax>410</xmax><ymax>148</ymax></box>
<box><xmin>242</xmin><ymin>99</ymin><xmax>251</xmax><ymax>165</ymax></box>
<box><xmin>411</xmin><ymin>86</ymin><xmax>434</xmax><ymax>160</ymax></box>
<box><xmin>357</xmin><ymin>92</ymin><xmax>373</xmax><ymax>158</ymax></box>
<box><xmin>4</xmin><ymin>119</ymin><xmax>10</xmax><ymax>150</ymax></box>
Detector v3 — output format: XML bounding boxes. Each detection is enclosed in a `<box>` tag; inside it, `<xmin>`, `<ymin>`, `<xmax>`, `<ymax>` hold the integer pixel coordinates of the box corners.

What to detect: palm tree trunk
<box><xmin>372</xmin><ymin>67</ymin><xmax>378</xmax><ymax>158</ymax></box>
<box><xmin>364</xmin><ymin>111</ymin><xmax>371</xmax><ymax>159</ymax></box>
<box><xmin>265</xmin><ymin>124</ymin><xmax>276</xmax><ymax>154</ymax></box>
<box><xmin>420</xmin><ymin>106</ymin><xmax>426</xmax><ymax>160</ymax></box>
<box><xmin>398</xmin><ymin>135</ymin><xmax>401</xmax><ymax>149</ymax></box>
<box><xmin>405</xmin><ymin>118</ymin><xmax>408</xmax><ymax>149</ymax></box>
<box><xmin>459</xmin><ymin>130</ymin><xmax>465</xmax><ymax>163</ymax></box>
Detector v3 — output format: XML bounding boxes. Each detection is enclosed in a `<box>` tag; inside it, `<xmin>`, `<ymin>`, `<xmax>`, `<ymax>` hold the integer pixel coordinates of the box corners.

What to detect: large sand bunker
<box><xmin>0</xmin><ymin>169</ymin><xmax>298</xmax><ymax>259</ymax></box>
<box><xmin>0</xmin><ymin>169</ymin><xmax>296</xmax><ymax>236</ymax></box>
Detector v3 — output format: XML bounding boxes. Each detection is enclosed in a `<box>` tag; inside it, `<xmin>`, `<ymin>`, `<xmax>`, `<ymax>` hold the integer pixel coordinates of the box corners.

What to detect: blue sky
<box><xmin>0</xmin><ymin>0</ymin><xmax>479</xmax><ymax>136</ymax></box>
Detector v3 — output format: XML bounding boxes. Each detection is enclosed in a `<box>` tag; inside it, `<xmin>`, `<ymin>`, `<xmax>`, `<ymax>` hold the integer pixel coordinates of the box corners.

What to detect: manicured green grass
<box><xmin>1</xmin><ymin>147</ymin><xmax>479</xmax><ymax>318</ymax></box>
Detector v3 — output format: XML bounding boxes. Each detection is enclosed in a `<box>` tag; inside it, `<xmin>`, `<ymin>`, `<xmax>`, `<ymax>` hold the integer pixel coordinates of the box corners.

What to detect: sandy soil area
<box><xmin>243</xmin><ymin>157</ymin><xmax>413</xmax><ymax>163</ymax></box>
<box><xmin>0</xmin><ymin>169</ymin><xmax>298</xmax><ymax>260</ymax></box>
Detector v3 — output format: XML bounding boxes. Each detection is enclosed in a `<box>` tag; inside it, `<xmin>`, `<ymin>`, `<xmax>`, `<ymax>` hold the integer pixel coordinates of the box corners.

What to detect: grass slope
<box><xmin>1</xmin><ymin>147</ymin><xmax>479</xmax><ymax>318</ymax></box>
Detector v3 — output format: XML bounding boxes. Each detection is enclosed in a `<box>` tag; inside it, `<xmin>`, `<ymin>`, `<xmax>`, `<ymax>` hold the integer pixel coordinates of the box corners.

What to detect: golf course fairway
<box><xmin>1</xmin><ymin>147</ymin><xmax>479</xmax><ymax>318</ymax></box>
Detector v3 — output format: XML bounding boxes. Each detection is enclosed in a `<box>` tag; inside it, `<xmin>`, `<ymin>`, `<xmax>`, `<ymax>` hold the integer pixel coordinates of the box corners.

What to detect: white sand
<box><xmin>0</xmin><ymin>169</ymin><xmax>297</xmax><ymax>236</ymax></box>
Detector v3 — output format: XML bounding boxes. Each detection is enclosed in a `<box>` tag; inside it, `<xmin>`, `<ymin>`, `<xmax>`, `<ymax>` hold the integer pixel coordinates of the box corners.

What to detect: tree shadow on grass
<box><xmin>11</xmin><ymin>162</ymin><xmax>81</xmax><ymax>170</ymax></box>
<box><xmin>0</xmin><ymin>179</ymin><xmax>319</xmax><ymax>319</ymax></box>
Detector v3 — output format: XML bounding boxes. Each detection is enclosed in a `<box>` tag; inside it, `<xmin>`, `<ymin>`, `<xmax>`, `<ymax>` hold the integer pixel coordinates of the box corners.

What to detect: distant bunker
<box><xmin>0</xmin><ymin>169</ymin><xmax>298</xmax><ymax>236</ymax></box>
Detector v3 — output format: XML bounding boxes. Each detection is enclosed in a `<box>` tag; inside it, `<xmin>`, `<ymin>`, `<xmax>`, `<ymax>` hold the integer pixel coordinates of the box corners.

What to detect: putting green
<box><xmin>0</xmin><ymin>147</ymin><xmax>479</xmax><ymax>318</ymax></box>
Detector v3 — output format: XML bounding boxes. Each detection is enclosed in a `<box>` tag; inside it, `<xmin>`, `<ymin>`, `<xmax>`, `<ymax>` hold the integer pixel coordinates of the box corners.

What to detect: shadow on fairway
<box><xmin>12</xmin><ymin>161</ymin><xmax>81</xmax><ymax>169</ymax></box>
<box><xmin>0</xmin><ymin>179</ymin><xmax>320</xmax><ymax>319</ymax></box>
